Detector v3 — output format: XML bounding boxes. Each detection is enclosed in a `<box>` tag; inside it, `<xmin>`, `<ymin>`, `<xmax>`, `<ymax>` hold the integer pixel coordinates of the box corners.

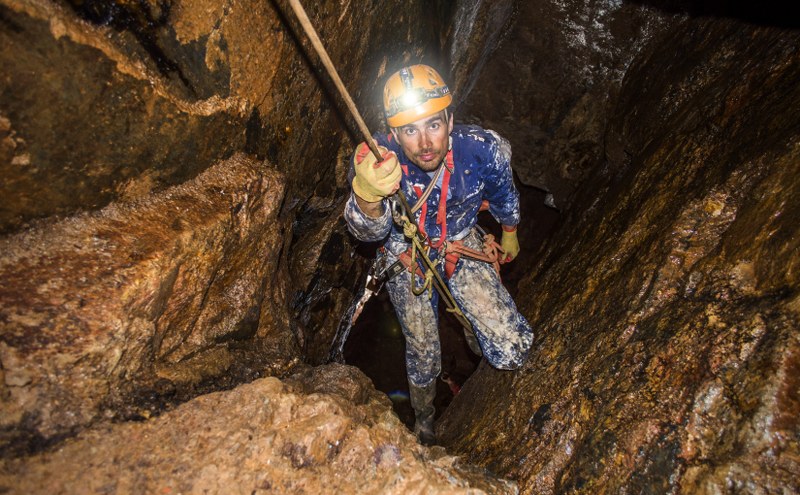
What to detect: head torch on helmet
<box><xmin>383</xmin><ymin>65</ymin><xmax>452</xmax><ymax>128</ymax></box>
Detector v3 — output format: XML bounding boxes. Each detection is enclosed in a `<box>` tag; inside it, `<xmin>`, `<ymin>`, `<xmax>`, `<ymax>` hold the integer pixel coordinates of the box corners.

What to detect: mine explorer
<box><xmin>344</xmin><ymin>64</ymin><xmax>534</xmax><ymax>445</ymax></box>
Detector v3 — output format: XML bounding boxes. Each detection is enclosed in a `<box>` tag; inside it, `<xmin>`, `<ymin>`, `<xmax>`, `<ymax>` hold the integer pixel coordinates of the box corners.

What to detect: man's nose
<box><xmin>420</xmin><ymin>130</ymin><xmax>432</xmax><ymax>149</ymax></box>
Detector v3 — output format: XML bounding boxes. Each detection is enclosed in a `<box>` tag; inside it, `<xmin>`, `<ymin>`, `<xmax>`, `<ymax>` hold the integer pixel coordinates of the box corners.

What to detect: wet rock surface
<box><xmin>0</xmin><ymin>153</ymin><xmax>298</xmax><ymax>454</ymax></box>
<box><xmin>457</xmin><ymin>0</ymin><xmax>672</xmax><ymax>210</ymax></box>
<box><xmin>0</xmin><ymin>0</ymin><xmax>530</xmax><ymax>489</ymax></box>
<box><xmin>0</xmin><ymin>364</ymin><xmax>516</xmax><ymax>494</ymax></box>
<box><xmin>0</xmin><ymin>0</ymin><xmax>481</xmax><ymax>380</ymax></box>
<box><xmin>438</xmin><ymin>17</ymin><xmax>800</xmax><ymax>495</ymax></box>
<box><xmin>1</xmin><ymin>0</ymin><xmax>498</xmax><ymax>459</ymax></box>
<box><xmin>0</xmin><ymin>0</ymin><xmax>247</xmax><ymax>233</ymax></box>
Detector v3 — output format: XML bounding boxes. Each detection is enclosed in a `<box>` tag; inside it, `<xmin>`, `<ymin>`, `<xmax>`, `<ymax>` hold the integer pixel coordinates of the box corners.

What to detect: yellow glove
<box><xmin>500</xmin><ymin>226</ymin><xmax>520</xmax><ymax>263</ymax></box>
<box><xmin>352</xmin><ymin>142</ymin><xmax>401</xmax><ymax>203</ymax></box>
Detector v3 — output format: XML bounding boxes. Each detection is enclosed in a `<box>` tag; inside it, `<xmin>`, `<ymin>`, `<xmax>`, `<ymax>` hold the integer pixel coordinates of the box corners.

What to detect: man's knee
<box><xmin>487</xmin><ymin>350</ymin><xmax>529</xmax><ymax>371</ymax></box>
<box><xmin>481</xmin><ymin>331</ymin><xmax>533</xmax><ymax>370</ymax></box>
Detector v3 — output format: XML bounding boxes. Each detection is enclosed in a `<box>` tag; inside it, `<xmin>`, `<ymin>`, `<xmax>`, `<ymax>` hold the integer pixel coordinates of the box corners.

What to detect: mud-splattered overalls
<box><xmin>344</xmin><ymin>125</ymin><xmax>534</xmax><ymax>388</ymax></box>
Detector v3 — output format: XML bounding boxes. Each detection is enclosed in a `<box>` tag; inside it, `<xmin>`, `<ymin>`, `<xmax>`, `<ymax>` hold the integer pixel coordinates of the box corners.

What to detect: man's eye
<box><xmin>404</xmin><ymin>128</ymin><xmax>416</xmax><ymax>136</ymax></box>
<box><xmin>429</xmin><ymin>123</ymin><xmax>440</xmax><ymax>130</ymax></box>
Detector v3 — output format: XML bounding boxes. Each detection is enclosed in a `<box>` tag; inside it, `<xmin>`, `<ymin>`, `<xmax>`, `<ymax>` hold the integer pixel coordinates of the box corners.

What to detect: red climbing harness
<box><xmin>413</xmin><ymin>149</ymin><xmax>454</xmax><ymax>250</ymax></box>
<box><xmin>441</xmin><ymin>233</ymin><xmax>503</xmax><ymax>279</ymax></box>
<box><xmin>395</xmin><ymin>151</ymin><xmax>505</xmax><ymax>281</ymax></box>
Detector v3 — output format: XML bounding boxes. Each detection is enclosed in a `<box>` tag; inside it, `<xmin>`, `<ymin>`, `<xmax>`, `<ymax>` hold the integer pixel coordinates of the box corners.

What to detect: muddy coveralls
<box><xmin>344</xmin><ymin>124</ymin><xmax>534</xmax><ymax>439</ymax></box>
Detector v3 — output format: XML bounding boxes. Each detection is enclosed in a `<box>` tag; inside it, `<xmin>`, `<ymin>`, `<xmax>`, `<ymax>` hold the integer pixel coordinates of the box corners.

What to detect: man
<box><xmin>344</xmin><ymin>64</ymin><xmax>533</xmax><ymax>444</ymax></box>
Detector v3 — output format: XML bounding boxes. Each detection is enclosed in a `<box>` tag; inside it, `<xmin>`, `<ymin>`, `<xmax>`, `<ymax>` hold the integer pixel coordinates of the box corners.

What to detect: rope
<box><xmin>409</xmin><ymin>163</ymin><xmax>444</xmax><ymax>213</ymax></box>
<box><xmin>285</xmin><ymin>0</ymin><xmax>474</xmax><ymax>333</ymax></box>
<box><xmin>409</xmin><ymin>236</ymin><xmax>434</xmax><ymax>297</ymax></box>
<box><xmin>397</xmin><ymin>214</ymin><xmax>471</xmax><ymax>328</ymax></box>
<box><xmin>401</xmin><ymin>216</ymin><xmax>418</xmax><ymax>239</ymax></box>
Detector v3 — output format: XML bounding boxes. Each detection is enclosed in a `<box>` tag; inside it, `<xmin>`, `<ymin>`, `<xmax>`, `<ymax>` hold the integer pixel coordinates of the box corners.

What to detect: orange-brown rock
<box><xmin>438</xmin><ymin>17</ymin><xmax>800</xmax><ymax>495</ymax></box>
<box><xmin>0</xmin><ymin>153</ymin><xmax>297</xmax><ymax>453</ymax></box>
<box><xmin>4</xmin><ymin>0</ymin><xmax>798</xmax><ymax>492</ymax></box>
<box><xmin>0</xmin><ymin>0</ymin><xmax>502</xmax><ymax>381</ymax></box>
<box><xmin>0</xmin><ymin>364</ymin><xmax>516</xmax><ymax>494</ymax></box>
<box><xmin>1</xmin><ymin>0</ymin><xmax>513</xmax><ymax>456</ymax></box>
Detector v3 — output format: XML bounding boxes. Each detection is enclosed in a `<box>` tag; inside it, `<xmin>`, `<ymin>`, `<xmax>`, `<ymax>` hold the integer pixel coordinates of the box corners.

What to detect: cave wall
<box><xmin>459</xmin><ymin>0</ymin><xmax>800</xmax><ymax>213</ymax></box>
<box><xmin>0</xmin><ymin>0</ymin><xmax>246</xmax><ymax>234</ymax></box>
<box><xmin>0</xmin><ymin>0</ymin><xmax>449</xmax><ymax>232</ymax></box>
<box><xmin>456</xmin><ymin>0</ymin><xmax>672</xmax><ymax>210</ymax></box>
<box><xmin>439</xmin><ymin>14</ymin><xmax>799</xmax><ymax>495</ymax></box>
<box><xmin>0</xmin><ymin>0</ymin><xmax>516</xmax><ymax>454</ymax></box>
<box><xmin>0</xmin><ymin>154</ymin><xmax>298</xmax><ymax>454</ymax></box>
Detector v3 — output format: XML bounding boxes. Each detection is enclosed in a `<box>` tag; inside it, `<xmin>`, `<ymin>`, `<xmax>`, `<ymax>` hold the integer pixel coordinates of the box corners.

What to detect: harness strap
<box><xmin>394</xmin><ymin>230</ymin><xmax>504</xmax><ymax>282</ymax></box>
<box><xmin>413</xmin><ymin>149</ymin><xmax>454</xmax><ymax>250</ymax></box>
<box><xmin>431</xmin><ymin>150</ymin><xmax>454</xmax><ymax>249</ymax></box>
<box><xmin>442</xmin><ymin>232</ymin><xmax>503</xmax><ymax>279</ymax></box>
<box><xmin>410</xmin><ymin>162</ymin><xmax>445</xmax><ymax>213</ymax></box>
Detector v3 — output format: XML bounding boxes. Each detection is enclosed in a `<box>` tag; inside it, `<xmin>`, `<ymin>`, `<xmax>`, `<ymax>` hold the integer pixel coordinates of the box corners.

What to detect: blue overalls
<box><xmin>344</xmin><ymin>125</ymin><xmax>533</xmax><ymax>387</ymax></box>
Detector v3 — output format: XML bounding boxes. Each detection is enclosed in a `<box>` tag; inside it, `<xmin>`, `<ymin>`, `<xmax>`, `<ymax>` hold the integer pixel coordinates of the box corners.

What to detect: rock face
<box><xmin>438</xmin><ymin>16</ymin><xmax>800</xmax><ymax>495</ymax></box>
<box><xmin>2</xmin><ymin>0</ymin><xmax>523</xmax><ymax>370</ymax></box>
<box><xmin>0</xmin><ymin>0</ymin><xmax>247</xmax><ymax>234</ymax></box>
<box><xmin>0</xmin><ymin>153</ymin><xmax>298</xmax><ymax>454</ymax></box>
<box><xmin>0</xmin><ymin>0</ymin><xmax>462</xmax><ymax>377</ymax></box>
<box><xmin>456</xmin><ymin>0</ymin><xmax>672</xmax><ymax>210</ymax></box>
<box><xmin>0</xmin><ymin>364</ymin><xmax>516</xmax><ymax>494</ymax></box>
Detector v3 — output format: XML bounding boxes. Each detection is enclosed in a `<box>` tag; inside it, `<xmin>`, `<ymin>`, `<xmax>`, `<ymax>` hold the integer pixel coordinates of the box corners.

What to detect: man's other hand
<box><xmin>500</xmin><ymin>226</ymin><xmax>520</xmax><ymax>263</ymax></box>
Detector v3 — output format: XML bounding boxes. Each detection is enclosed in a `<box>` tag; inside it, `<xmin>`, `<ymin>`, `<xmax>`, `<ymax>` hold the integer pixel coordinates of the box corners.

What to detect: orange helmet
<box><xmin>383</xmin><ymin>65</ymin><xmax>452</xmax><ymax>128</ymax></box>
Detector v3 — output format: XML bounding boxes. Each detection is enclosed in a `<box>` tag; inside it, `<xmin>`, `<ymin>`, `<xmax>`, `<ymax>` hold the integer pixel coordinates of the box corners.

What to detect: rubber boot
<box><xmin>409</xmin><ymin>380</ymin><xmax>437</xmax><ymax>446</ymax></box>
<box><xmin>463</xmin><ymin>328</ymin><xmax>483</xmax><ymax>356</ymax></box>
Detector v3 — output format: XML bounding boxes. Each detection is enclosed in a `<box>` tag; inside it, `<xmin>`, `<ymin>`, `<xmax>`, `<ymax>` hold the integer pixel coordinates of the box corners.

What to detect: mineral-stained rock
<box><xmin>0</xmin><ymin>364</ymin><xmax>517</xmax><ymax>495</ymax></box>
<box><xmin>438</xmin><ymin>17</ymin><xmax>800</xmax><ymax>495</ymax></box>
<box><xmin>0</xmin><ymin>153</ymin><xmax>299</xmax><ymax>454</ymax></box>
<box><xmin>0</xmin><ymin>0</ymin><xmax>247</xmax><ymax>233</ymax></box>
<box><xmin>5</xmin><ymin>0</ymin><xmax>798</xmax><ymax>490</ymax></box>
<box><xmin>0</xmin><ymin>0</ymin><xmax>528</xmax><ymax>467</ymax></box>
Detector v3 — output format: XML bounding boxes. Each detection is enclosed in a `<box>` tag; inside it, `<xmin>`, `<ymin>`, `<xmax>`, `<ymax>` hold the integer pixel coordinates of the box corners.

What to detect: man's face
<box><xmin>391</xmin><ymin>110</ymin><xmax>453</xmax><ymax>172</ymax></box>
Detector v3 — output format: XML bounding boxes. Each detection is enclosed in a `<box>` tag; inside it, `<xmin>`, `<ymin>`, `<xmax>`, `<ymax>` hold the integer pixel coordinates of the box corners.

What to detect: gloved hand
<box><xmin>500</xmin><ymin>226</ymin><xmax>520</xmax><ymax>263</ymax></box>
<box><xmin>352</xmin><ymin>142</ymin><xmax>401</xmax><ymax>203</ymax></box>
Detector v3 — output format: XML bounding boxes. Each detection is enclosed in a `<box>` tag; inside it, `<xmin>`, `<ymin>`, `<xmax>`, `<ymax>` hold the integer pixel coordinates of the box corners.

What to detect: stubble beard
<box><xmin>411</xmin><ymin>148</ymin><xmax>447</xmax><ymax>172</ymax></box>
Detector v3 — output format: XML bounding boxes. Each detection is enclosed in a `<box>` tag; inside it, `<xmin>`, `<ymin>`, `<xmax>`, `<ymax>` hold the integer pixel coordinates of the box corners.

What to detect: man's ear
<box><xmin>447</xmin><ymin>112</ymin><xmax>454</xmax><ymax>133</ymax></box>
<box><xmin>390</xmin><ymin>128</ymin><xmax>399</xmax><ymax>142</ymax></box>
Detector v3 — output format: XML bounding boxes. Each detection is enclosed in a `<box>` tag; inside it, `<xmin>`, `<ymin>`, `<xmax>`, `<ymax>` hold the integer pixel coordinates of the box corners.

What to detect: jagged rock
<box><xmin>4</xmin><ymin>0</ymin><xmax>798</xmax><ymax>492</ymax></box>
<box><xmin>0</xmin><ymin>153</ymin><xmax>298</xmax><ymax>454</ymax></box>
<box><xmin>0</xmin><ymin>364</ymin><xmax>516</xmax><ymax>494</ymax></box>
<box><xmin>438</xmin><ymin>17</ymin><xmax>800</xmax><ymax>494</ymax></box>
<box><xmin>0</xmin><ymin>0</ymin><xmax>247</xmax><ymax>233</ymax></box>
<box><xmin>457</xmin><ymin>0</ymin><xmax>672</xmax><ymax>210</ymax></box>
<box><xmin>0</xmin><ymin>0</ymin><xmax>457</xmax><ymax>232</ymax></box>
